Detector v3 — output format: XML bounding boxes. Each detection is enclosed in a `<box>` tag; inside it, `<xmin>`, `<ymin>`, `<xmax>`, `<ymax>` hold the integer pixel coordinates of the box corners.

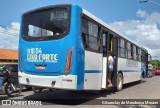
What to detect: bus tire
<box><xmin>32</xmin><ymin>86</ymin><xmax>43</xmax><ymax>94</ymax></box>
<box><xmin>115</xmin><ymin>73</ymin><xmax>123</xmax><ymax>92</ymax></box>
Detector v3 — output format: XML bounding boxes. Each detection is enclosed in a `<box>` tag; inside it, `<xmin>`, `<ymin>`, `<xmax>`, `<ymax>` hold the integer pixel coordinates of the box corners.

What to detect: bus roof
<box><xmin>140</xmin><ymin>47</ymin><xmax>148</xmax><ymax>52</ymax></box>
<box><xmin>22</xmin><ymin>4</ymin><xmax>147</xmax><ymax>51</ymax></box>
<box><xmin>82</xmin><ymin>8</ymin><xmax>143</xmax><ymax>48</ymax></box>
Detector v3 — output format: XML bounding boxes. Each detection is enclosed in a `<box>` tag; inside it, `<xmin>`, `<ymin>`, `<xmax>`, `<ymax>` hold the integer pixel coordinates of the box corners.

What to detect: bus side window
<box><xmin>139</xmin><ymin>49</ymin><xmax>142</xmax><ymax>61</ymax></box>
<box><xmin>81</xmin><ymin>18</ymin><xmax>89</xmax><ymax>49</ymax></box>
<box><xmin>82</xmin><ymin>33</ymin><xmax>89</xmax><ymax>48</ymax></box>
<box><xmin>81</xmin><ymin>17</ymin><xmax>102</xmax><ymax>52</ymax></box>
<box><xmin>133</xmin><ymin>45</ymin><xmax>136</xmax><ymax>60</ymax></box>
<box><xmin>118</xmin><ymin>38</ymin><xmax>125</xmax><ymax>58</ymax></box>
<box><xmin>136</xmin><ymin>47</ymin><xmax>139</xmax><ymax>61</ymax></box>
<box><xmin>102</xmin><ymin>31</ymin><xmax>108</xmax><ymax>56</ymax></box>
<box><xmin>126</xmin><ymin>42</ymin><xmax>132</xmax><ymax>59</ymax></box>
<box><xmin>130</xmin><ymin>44</ymin><xmax>133</xmax><ymax>59</ymax></box>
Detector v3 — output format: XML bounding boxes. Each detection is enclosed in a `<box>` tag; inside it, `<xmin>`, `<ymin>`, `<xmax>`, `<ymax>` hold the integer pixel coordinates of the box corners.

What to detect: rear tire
<box><xmin>2</xmin><ymin>83</ymin><xmax>7</xmax><ymax>95</ymax></box>
<box><xmin>5</xmin><ymin>82</ymin><xmax>23</xmax><ymax>97</ymax></box>
<box><xmin>115</xmin><ymin>73</ymin><xmax>123</xmax><ymax>92</ymax></box>
<box><xmin>32</xmin><ymin>86</ymin><xmax>43</xmax><ymax>94</ymax></box>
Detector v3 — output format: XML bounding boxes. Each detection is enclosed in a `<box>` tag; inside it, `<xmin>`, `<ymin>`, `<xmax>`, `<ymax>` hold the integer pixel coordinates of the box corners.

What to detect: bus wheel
<box><xmin>116</xmin><ymin>73</ymin><xmax>123</xmax><ymax>92</ymax></box>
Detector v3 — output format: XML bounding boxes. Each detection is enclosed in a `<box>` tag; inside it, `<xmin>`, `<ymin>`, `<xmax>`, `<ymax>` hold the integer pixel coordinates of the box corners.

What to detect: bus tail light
<box><xmin>64</xmin><ymin>47</ymin><xmax>73</xmax><ymax>75</ymax></box>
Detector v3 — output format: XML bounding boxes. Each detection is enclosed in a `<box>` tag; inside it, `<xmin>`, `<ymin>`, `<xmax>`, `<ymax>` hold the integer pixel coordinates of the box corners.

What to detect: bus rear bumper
<box><xmin>18</xmin><ymin>72</ymin><xmax>77</xmax><ymax>90</ymax></box>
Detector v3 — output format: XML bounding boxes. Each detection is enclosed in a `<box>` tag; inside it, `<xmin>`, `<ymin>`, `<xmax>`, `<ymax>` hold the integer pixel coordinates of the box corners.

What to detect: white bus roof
<box><xmin>82</xmin><ymin>9</ymin><xmax>143</xmax><ymax>48</ymax></box>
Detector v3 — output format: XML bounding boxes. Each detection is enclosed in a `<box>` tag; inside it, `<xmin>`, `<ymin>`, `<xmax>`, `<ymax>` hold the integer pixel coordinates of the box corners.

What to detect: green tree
<box><xmin>151</xmin><ymin>60</ymin><xmax>160</xmax><ymax>68</ymax></box>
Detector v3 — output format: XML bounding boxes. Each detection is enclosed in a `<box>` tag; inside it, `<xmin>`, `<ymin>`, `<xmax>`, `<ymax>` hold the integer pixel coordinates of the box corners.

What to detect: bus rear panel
<box><xmin>18</xmin><ymin>4</ymin><xmax>84</xmax><ymax>90</ymax></box>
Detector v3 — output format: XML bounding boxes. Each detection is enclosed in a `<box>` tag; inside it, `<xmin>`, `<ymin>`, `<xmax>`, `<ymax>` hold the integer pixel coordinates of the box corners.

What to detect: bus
<box><xmin>18</xmin><ymin>4</ymin><xmax>151</xmax><ymax>91</ymax></box>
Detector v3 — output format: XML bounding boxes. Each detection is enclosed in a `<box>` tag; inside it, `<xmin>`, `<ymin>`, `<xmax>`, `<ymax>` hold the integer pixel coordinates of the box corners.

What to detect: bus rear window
<box><xmin>22</xmin><ymin>7</ymin><xmax>70</xmax><ymax>41</ymax></box>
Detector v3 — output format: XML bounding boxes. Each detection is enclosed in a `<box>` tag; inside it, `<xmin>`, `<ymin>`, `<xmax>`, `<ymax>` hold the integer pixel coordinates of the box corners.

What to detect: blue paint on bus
<box><xmin>19</xmin><ymin>4</ymin><xmax>85</xmax><ymax>90</ymax></box>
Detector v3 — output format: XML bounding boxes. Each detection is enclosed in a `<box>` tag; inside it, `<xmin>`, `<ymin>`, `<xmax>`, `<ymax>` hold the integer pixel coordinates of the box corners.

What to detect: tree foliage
<box><xmin>151</xmin><ymin>60</ymin><xmax>160</xmax><ymax>68</ymax></box>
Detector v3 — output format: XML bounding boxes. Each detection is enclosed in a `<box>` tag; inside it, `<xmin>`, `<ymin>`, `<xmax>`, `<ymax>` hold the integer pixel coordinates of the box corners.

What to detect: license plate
<box><xmin>36</xmin><ymin>65</ymin><xmax>46</xmax><ymax>70</ymax></box>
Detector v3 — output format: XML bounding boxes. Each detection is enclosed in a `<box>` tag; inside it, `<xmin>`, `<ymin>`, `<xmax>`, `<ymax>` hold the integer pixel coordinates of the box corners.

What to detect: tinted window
<box><xmin>126</xmin><ymin>42</ymin><xmax>132</xmax><ymax>59</ymax></box>
<box><xmin>88</xmin><ymin>22</ymin><xmax>98</xmax><ymax>37</ymax></box>
<box><xmin>141</xmin><ymin>50</ymin><xmax>147</xmax><ymax>62</ymax></box>
<box><xmin>81</xmin><ymin>17</ymin><xmax>101</xmax><ymax>52</ymax></box>
<box><xmin>23</xmin><ymin>7</ymin><xmax>69</xmax><ymax>40</ymax></box>
<box><xmin>81</xmin><ymin>18</ymin><xmax>88</xmax><ymax>34</ymax></box>
<box><xmin>133</xmin><ymin>45</ymin><xmax>136</xmax><ymax>60</ymax></box>
<box><xmin>118</xmin><ymin>38</ymin><xmax>125</xmax><ymax>58</ymax></box>
<box><xmin>137</xmin><ymin>48</ymin><xmax>141</xmax><ymax>61</ymax></box>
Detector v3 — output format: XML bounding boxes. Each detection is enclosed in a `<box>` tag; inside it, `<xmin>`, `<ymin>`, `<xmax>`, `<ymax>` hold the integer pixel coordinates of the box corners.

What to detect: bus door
<box><xmin>110</xmin><ymin>34</ymin><xmax>118</xmax><ymax>88</ymax></box>
<box><xmin>102</xmin><ymin>30</ymin><xmax>118</xmax><ymax>89</ymax></box>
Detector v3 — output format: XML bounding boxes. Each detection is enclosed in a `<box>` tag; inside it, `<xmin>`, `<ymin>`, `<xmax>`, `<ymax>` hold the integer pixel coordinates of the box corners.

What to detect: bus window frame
<box><xmin>81</xmin><ymin>14</ymin><xmax>102</xmax><ymax>53</ymax></box>
<box><xmin>118</xmin><ymin>38</ymin><xmax>126</xmax><ymax>58</ymax></box>
<box><xmin>22</xmin><ymin>5</ymin><xmax>71</xmax><ymax>41</ymax></box>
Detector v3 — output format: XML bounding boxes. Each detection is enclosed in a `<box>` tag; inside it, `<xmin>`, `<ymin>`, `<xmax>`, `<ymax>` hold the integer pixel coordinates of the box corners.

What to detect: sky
<box><xmin>0</xmin><ymin>0</ymin><xmax>160</xmax><ymax>58</ymax></box>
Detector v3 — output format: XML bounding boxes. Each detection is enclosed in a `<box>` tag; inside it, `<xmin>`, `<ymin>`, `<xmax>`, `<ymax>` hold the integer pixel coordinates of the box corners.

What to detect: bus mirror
<box><xmin>148</xmin><ymin>54</ymin><xmax>152</xmax><ymax>63</ymax></box>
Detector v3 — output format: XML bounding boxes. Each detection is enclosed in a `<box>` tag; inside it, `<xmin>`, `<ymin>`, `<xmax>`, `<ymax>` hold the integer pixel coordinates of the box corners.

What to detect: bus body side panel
<box><xmin>73</xmin><ymin>5</ymin><xmax>85</xmax><ymax>90</ymax></box>
<box><xmin>62</xmin><ymin>4</ymin><xmax>85</xmax><ymax>90</ymax></box>
<box><xmin>84</xmin><ymin>51</ymin><xmax>103</xmax><ymax>90</ymax></box>
<box><xmin>117</xmin><ymin>58</ymin><xmax>142</xmax><ymax>84</ymax></box>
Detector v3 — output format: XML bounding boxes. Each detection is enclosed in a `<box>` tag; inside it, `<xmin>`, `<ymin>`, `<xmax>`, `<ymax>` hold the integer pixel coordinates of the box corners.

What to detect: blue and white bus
<box><xmin>18</xmin><ymin>4</ymin><xmax>151</xmax><ymax>91</ymax></box>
